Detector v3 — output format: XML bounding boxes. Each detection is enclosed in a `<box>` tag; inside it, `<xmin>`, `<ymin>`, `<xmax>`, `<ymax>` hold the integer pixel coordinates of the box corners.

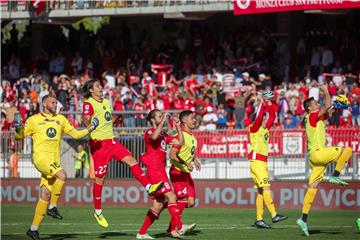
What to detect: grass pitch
<box><xmin>1</xmin><ymin>205</ymin><xmax>359</xmax><ymax>240</ymax></box>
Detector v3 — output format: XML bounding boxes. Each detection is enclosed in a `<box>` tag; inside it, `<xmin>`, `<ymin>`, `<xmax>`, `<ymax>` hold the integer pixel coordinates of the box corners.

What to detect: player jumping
<box><xmin>81</xmin><ymin>79</ymin><xmax>164</xmax><ymax>228</ymax></box>
<box><xmin>167</xmin><ymin>110</ymin><xmax>199</xmax><ymax>236</ymax></box>
<box><xmin>297</xmin><ymin>84</ymin><xmax>353</xmax><ymax>236</ymax></box>
<box><xmin>249</xmin><ymin>91</ymin><xmax>288</xmax><ymax>229</ymax></box>
<box><xmin>136</xmin><ymin>109</ymin><xmax>190</xmax><ymax>239</ymax></box>
<box><xmin>14</xmin><ymin>95</ymin><xmax>99</xmax><ymax>240</ymax></box>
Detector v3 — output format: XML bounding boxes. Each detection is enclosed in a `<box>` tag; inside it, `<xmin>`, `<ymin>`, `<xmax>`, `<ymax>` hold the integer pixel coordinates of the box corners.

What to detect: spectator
<box><xmin>309</xmin><ymin>80</ymin><xmax>320</xmax><ymax>101</ymax></box>
<box><xmin>73</xmin><ymin>144</ymin><xmax>89</xmax><ymax>178</ymax></box>
<box><xmin>1</xmin><ymin>112</ymin><xmax>10</xmax><ymax>131</ymax></box>
<box><xmin>71</xmin><ymin>51</ymin><xmax>83</xmax><ymax>75</ymax></box>
<box><xmin>8</xmin><ymin>148</ymin><xmax>19</xmax><ymax>178</ymax></box>
<box><xmin>202</xmin><ymin>106</ymin><xmax>218</xmax><ymax>131</ymax></box>
<box><xmin>351</xmin><ymin>99</ymin><xmax>360</xmax><ymax>126</ymax></box>
<box><xmin>283</xmin><ymin>111</ymin><xmax>299</xmax><ymax>129</ymax></box>
<box><xmin>217</xmin><ymin>103</ymin><xmax>228</xmax><ymax>129</ymax></box>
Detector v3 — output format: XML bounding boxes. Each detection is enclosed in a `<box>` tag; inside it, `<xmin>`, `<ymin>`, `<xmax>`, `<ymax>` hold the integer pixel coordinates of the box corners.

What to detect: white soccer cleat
<box><xmin>178</xmin><ymin>224</ymin><xmax>190</xmax><ymax>235</ymax></box>
<box><xmin>136</xmin><ymin>233</ymin><xmax>154</xmax><ymax>239</ymax></box>
<box><xmin>187</xmin><ymin>223</ymin><xmax>197</xmax><ymax>231</ymax></box>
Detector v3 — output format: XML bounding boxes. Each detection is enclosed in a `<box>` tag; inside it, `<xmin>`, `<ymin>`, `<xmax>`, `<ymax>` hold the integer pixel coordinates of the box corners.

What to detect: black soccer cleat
<box><xmin>47</xmin><ymin>207</ymin><xmax>63</xmax><ymax>219</ymax></box>
<box><xmin>272</xmin><ymin>214</ymin><xmax>288</xmax><ymax>223</ymax></box>
<box><xmin>26</xmin><ymin>229</ymin><xmax>40</xmax><ymax>240</ymax></box>
<box><xmin>254</xmin><ymin>220</ymin><xmax>271</xmax><ymax>229</ymax></box>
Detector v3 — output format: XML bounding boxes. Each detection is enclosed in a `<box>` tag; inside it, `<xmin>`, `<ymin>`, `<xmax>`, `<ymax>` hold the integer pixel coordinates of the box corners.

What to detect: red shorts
<box><xmin>169</xmin><ymin>165</ymin><xmax>195</xmax><ymax>199</ymax></box>
<box><xmin>147</xmin><ymin>167</ymin><xmax>173</xmax><ymax>200</ymax></box>
<box><xmin>90</xmin><ymin>138</ymin><xmax>132</xmax><ymax>177</ymax></box>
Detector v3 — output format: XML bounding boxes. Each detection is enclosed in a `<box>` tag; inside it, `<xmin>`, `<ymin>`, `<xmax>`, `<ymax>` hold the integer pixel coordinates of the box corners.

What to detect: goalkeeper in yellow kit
<box><xmin>14</xmin><ymin>95</ymin><xmax>99</xmax><ymax>240</ymax></box>
<box><xmin>297</xmin><ymin>85</ymin><xmax>352</xmax><ymax>236</ymax></box>
<box><xmin>249</xmin><ymin>91</ymin><xmax>288</xmax><ymax>229</ymax></box>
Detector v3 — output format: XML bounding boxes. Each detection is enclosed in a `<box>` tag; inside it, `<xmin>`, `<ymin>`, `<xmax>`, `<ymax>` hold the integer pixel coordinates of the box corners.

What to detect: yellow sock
<box><xmin>302</xmin><ymin>188</ymin><xmax>318</xmax><ymax>214</ymax></box>
<box><xmin>50</xmin><ymin>179</ymin><xmax>65</xmax><ymax>206</ymax></box>
<box><xmin>256</xmin><ymin>193</ymin><xmax>264</xmax><ymax>221</ymax></box>
<box><xmin>31</xmin><ymin>198</ymin><xmax>49</xmax><ymax>228</ymax></box>
<box><xmin>263</xmin><ymin>189</ymin><xmax>277</xmax><ymax>218</ymax></box>
<box><xmin>335</xmin><ymin>147</ymin><xmax>352</xmax><ymax>173</ymax></box>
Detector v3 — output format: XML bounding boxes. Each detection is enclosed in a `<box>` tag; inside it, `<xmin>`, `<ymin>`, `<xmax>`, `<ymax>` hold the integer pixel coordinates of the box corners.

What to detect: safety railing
<box><xmin>1</xmin><ymin>128</ymin><xmax>359</xmax><ymax>180</ymax></box>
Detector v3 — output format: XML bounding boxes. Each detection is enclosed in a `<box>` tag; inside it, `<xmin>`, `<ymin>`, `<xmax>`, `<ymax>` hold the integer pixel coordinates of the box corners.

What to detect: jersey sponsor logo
<box><xmin>104</xmin><ymin>111</ymin><xmax>111</xmax><ymax>121</ymax></box>
<box><xmin>46</xmin><ymin>127</ymin><xmax>57</xmax><ymax>138</ymax></box>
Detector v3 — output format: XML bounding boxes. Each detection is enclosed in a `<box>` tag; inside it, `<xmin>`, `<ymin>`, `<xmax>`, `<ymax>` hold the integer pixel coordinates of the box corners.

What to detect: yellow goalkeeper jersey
<box><xmin>15</xmin><ymin>113</ymin><xmax>89</xmax><ymax>162</ymax></box>
<box><xmin>171</xmin><ymin>131</ymin><xmax>197</xmax><ymax>173</ymax></box>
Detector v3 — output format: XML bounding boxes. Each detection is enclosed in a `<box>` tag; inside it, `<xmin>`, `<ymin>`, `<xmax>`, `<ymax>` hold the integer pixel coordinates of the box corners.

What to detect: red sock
<box><xmin>139</xmin><ymin>209</ymin><xmax>158</xmax><ymax>234</ymax></box>
<box><xmin>93</xmin><ymin>183</ymin><xmax>103</xmax><ymax>211</ymax></box>
<box><xmin>168</xmin><ymin>203</ymin><xmax>182</xmax><ymax>230</ymax></box>
<box><xmin>168</xmin><ymin>200</ymin><xmax>188</xmax><ymax>232</ymax></box>
<box><xmin>130</xmin><ymin>164</ymin><xmax>150</xmax><ymax>188</ymax></box>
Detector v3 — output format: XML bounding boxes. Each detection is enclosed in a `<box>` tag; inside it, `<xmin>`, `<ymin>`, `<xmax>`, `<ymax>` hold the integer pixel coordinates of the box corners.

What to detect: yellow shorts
<box><xmin>250</xmin><ymin>160</ymin><xmax>270</xmax><ymax>188</ymax></box>
<box><xmin>308</xmin><ymin>146</ymin><xmax>342</xmax><ymax>184</ymax></box>
<box><xmin>33</xmin><ymin>153</ymin><xmax>62</xmax><ymax>177</ymax></box>
<box><xmin>40</xmin><ymin>175</ymin><xmax>57</xmax><ymax>191</ymax></box>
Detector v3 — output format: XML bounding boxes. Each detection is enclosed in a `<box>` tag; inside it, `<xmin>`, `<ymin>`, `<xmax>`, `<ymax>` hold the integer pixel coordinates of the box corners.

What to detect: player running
<box><xmin>249</xmin><ymin>91</ymin><xmax>288</xmax><ymax>229</ymax></box>
<box><xmin>81</xmin><ymin>79</ymin><xmax>164</xmax><ymax>228</ymax></box>
<box><xmin>14</xmin><ymin>95</ymin><xmax>99</xmax><ymax>240</ymax></box>
<box><xmin>136</xmin><ymin>109</ymin><xmax>190</xmax><ymax>239</ymax></box>
<box><xmin>167</xmin><ymin>110</ymin><xmax>199</xmax><ymax>236</ymax></box>
<box><xmin>297</xmin><ymin>85</ymin><xmax>353</xmax><ymax>236</ymax></box>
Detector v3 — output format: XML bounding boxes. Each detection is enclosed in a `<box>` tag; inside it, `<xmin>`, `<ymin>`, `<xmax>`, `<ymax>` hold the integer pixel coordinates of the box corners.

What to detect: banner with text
<box><xmin>194</xmin><ymin>129</ymin><xmax>360</xmax><ymax>159</ymax></box>
<box><xmin>1</xmin><ymin>180</ymin><xmax>360</xmax><ymax>209</ymax></box>
<box><xmin>234</xmin><ymin>0</ymin><xmax>360</xmax><ymax>15</ymax></box>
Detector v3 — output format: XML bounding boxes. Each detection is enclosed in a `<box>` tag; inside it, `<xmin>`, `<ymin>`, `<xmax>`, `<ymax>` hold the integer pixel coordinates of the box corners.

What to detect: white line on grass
<box><xmin>2</xmin><ymin>225</ymin><xmax>354</xmax><ymax>235</ymax></box>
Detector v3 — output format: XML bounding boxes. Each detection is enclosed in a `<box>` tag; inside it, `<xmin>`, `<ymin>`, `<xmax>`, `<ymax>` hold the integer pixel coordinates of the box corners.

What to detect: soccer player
<box><xmin>167</xmin><ymin>110</ymin><xmax>200</xmax><ymax>235</ymax></box>
<box><xmin>297</xmin><ymin>85</ymin><xmax>353</xmax><ymax>236</ymax></box>
<box><xmin>81</xmin><ymin>79</ymin><xmax>164</xmax><ymax>228</ymax></box>
<box><xmin>249</xmin><ymin>92</ymin><xmax>288</xmax><ymax>229</ymax></box>
<box><xmin>136</xmin><ymin>109</ymin><xmax>190</xmax><ymax>239</ymax></box>
<box><xmin>14</xmin><ymin>95</ymin><xmax>99</xmax><ymax>240</ymax></box>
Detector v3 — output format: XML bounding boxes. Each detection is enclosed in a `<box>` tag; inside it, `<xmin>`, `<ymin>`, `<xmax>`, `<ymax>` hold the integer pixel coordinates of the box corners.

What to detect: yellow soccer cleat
<box><xmin>147</xmin><ymin>181</ymin><xmax>164</xmax><ymax>196</ymax></box>
<box><xmin>93</xmin><ymin>212</ymin><xmax>109</xmax><ymax>228</ymax></box>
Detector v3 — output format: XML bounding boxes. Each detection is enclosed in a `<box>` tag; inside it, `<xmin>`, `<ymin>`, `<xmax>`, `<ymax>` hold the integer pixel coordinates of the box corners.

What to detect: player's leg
<box><xmin>93</xmin><ymin>175</ymin><xmax>109</xmax><ymax>227</ymax></box>
<box><xmin>297</xmin><ymin>163</ymin><xmax>324</xmax><ymax>236</ymax></box>
<box><xmin>112</xmin><ymin>140</ymin><xmax>163</xmax><ymax>195</ymax></box>
<box><xmin>253</xmin><ymin>188</ymin><xmax>269</xmax><ymax>228</ymax></box>
<box><xmin>137</xmin><ymin>198</ymin><xmax>164</xmax><ymax>239</ymax></box>
<box><xmin>329</xmin><ymin>146</ymin><xmax>352</xmax><ymax>186</ymax></box>
<box><xmin>27</xmin><ymin>181</ymin><xmax>51</xmax><ymax>240</ymax></box>
<box><xmin>47</xmin><ymin>169</ymin><xmax>66</xmax><ymax>219</ymax></box>
<box><xmin>356</xmin><ymin>218</ymin><xmax>360</xmax><ymax>232</ymax></box>
<box><xmin>262</xmin><ymin>185</ymin><xmax>288</xmax><ymax>223</ymax></box>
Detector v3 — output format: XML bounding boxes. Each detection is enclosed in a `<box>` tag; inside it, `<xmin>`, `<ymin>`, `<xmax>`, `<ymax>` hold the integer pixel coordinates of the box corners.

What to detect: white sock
<box><xmin>95</xmin><ymin>209</ymin><xmax>102</xmax><ymax>216</ymax></box>
<box><xmin>48</xmin><ymin>204</ymin><xmax>56</xmax><ymax>210</ymax></box>
<box><xmin>145</xmin><ymin>184</ymin><xmax>151</xmax><ymax>191</ymax></box>
<box><xmin>30</xmin><ymin>225</ymin><xmax>38</xmax><ymax>231</ymax></box>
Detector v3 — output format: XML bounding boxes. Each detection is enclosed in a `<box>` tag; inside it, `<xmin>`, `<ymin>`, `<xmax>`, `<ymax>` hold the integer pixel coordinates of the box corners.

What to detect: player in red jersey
<box><xmin>137</xmin><ymin>109</ymin><xmax>190</xmax><ymax>239</ymax></box>
<box><xmin>81</xmin><ymin>79</ymin><xmax>164</xmax><ymax>228</ymax></box>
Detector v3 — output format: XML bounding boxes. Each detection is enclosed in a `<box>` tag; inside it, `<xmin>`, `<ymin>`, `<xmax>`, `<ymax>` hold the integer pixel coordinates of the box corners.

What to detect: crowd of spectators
<box><xmin>1</xmin><ymin>20</ymin><xmax>360</xmax><ymax>131</ymax></box>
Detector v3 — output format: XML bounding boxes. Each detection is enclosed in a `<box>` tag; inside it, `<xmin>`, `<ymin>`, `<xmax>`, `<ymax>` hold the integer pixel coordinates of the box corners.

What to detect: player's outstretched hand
<box><xmin>319</xmin><ymin>84</ymin><xmax>329</xmax><ymax>93</ymax></box>
<box><xmin>161</xmin><ymin>112</ymin><xmax>169</xmax><ymax>123</ymax></box>
<box><xmin>186</xmin><ymin>163</ymin><xmax>194</xmax><ymax>172</ymax></box>
<box><xmin>89</xmin><ymin>117</ymin><xmax>99</xmax><ymax>132</ymax></box>
<box><xmin>13</xmin><ymin>113</ymin><xmax>23</xmax><ymax>132</ymax></box>
<box><xmin>173</xmin><ymin>115</ymin><xmax>181</xmax><ymax>127</ymax></box>
<box><xmin>194</xmin><ymin>158</ymin><xmax>201</xmax><ymax>171</ymax></box>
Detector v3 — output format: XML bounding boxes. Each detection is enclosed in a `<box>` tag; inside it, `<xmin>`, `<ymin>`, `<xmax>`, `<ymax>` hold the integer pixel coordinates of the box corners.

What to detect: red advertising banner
<box><xmin>233</xmin><ymin>0</ymin><xmax>360</xmax><ymax>15</ymax></box>
<box><xmin>193</xmin><ymin>129</ymin><xmax>360</xmax><ymax>158</ymax></box>
<box><xmin>1</xmin><ymin>180</ymin><xmax>359</xmax><ymax>210</ymax></box>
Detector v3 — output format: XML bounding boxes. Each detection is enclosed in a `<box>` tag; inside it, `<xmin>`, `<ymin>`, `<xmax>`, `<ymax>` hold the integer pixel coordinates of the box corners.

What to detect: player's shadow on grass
<box><xmin>43</xmin><ymin>233</ymin><xmax>78</xmax><ymax>240</ymax></box>
<box><xmin>153</xmin><ymin>230</ymin><xmax>202</xmax><ymax>238</ymax></box>
<box><xmin>98</xmin><ymin>231</ymin><xmax>129</xmax><ymax>239</ymax></box>
<box><xmin>309</xmin><ymin>229</ymin><xmax>342</xmax><ymax>235</ymax></box>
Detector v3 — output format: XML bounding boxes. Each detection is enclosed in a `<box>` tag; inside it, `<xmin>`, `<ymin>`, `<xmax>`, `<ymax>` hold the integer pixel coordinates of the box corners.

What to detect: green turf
<box><xmin>1</xmin><ymin>205</ymin><xmax>359</xmax><ymax>240</ymax></box>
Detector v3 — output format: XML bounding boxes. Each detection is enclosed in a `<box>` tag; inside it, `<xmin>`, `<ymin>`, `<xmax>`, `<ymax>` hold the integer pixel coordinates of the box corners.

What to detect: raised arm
<box><xmin>318</xmin><ymin>84</ymin><xmax>332</xmax><ymax>116</ymax></box>
<box><xmin>250</xmin><ymin>102</ymin><xmax>265</xmax><ymax>133</ymax></box>
<box><xmin>265</xmin><ymin>100</ymin><xmax>276</xmax><ymax>129</ymax></box>
<box><xmin>168</xmin><ymin>116</ymin><xmax>184</xmax><ymax>146</ymax></box>
<box><xmin>14</xmin><ymin>115</ymin><xmax>33</xmax><ymax>140</ymax></box>
<box><xmin>62</xmin><ymin>116</ymin><xmax>98</xmax><ymax>139</ymax></box>
<box><xmin>149</xmin><ymin>113</ymin><xmax>168</xmax><ymax>141</ymax></box>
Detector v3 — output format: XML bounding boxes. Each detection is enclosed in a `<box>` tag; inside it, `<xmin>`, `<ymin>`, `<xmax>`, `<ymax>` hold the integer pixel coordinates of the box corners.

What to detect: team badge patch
<box><xmin>103</xmin><ymin>106</ymin><xmax>106</xmax><ymax>110</ymax></box>
<box><xmin>56</xmin><ymin>121</ymin><xmax>60</xmax><ymax>125</ymax></box>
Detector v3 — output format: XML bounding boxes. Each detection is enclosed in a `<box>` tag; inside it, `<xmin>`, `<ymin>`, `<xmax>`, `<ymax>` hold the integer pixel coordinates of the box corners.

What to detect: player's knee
<box><xmin>188</xmin><ymin>198</ymin><xmax>195</xmax><ymax>208</ymax></box>
<box><xmin>309</xmin><ymin>180</ymin><xmax>321</xmax><ymax>189</ymax></box>
<box><xmin>56</xmin><ymin>170</ymin><xmax>67</xmax><ymax>181</ymax></box>
<box><xmin>95</xmin><ymin>176</ymin><xmax>105</xmax><ymax>185</ymax></box>
<box><xmin>166</xmin><ymin>192</ymin><xmax>177</xmax><ymax>203</ymax></box>
<box><xmin>342</xmin><ymin>147</ymin><xmax>352</xmax><ymax>156</ymax></box>
<box><xmin>41</xmin><ymin>188</ymin><xmax>51</xmax><ymax>201</ymax></box>
<box><xmin>122</xmin><ymin>156</ymin><xmax>137</xmax><ymax>166</ymax></box>
<box><xmin>152</xmin><ymin>202</ymin><xmax>164</xmax><ymax>212</ymax></box>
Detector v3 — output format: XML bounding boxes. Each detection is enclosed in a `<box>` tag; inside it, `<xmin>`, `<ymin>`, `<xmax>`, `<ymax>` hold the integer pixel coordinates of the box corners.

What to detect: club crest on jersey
<box><xmin>46</xmin><ymin>127</ymin><xmax>57</xmax><ymax>138</ymax></box>
<box><xmin>104</xmin><ymin>111</ymin><xmax>111</xmax><ymax>121</ymax></box>
<box><xmin>56</xmin><ymin>121</ymin><xmax>60</xmax><ymax>125</ymax></box>
<box><xmin>103</xmin><ymin>106</ymin><xmax>106</xmax><ymax>110</ymax></box>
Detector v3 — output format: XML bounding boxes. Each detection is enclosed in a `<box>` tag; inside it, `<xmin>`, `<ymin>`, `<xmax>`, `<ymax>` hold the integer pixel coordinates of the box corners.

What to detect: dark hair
<box><xmin>146</xmin><ymin>109</ymin><xmax>160</xmax><ymax>122</ymax></box>
<box><xmin>82</xmin><ymin>79</ymin><xmax>100</xmax><ymax>99</ymax></box>
<box><xmin>303</xmin><ymin>97</ymin><xmax>314</xmax><ymax>113</ymax></box>
<box><xmin>179</xmin><ymin>110</ymin><xmax>193</xmax><ymax>123</ymax></box>
<box><xmin>41</xmin><ymin>94</ymin><xmax>56</xmax><ymax>103</ymax></box>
